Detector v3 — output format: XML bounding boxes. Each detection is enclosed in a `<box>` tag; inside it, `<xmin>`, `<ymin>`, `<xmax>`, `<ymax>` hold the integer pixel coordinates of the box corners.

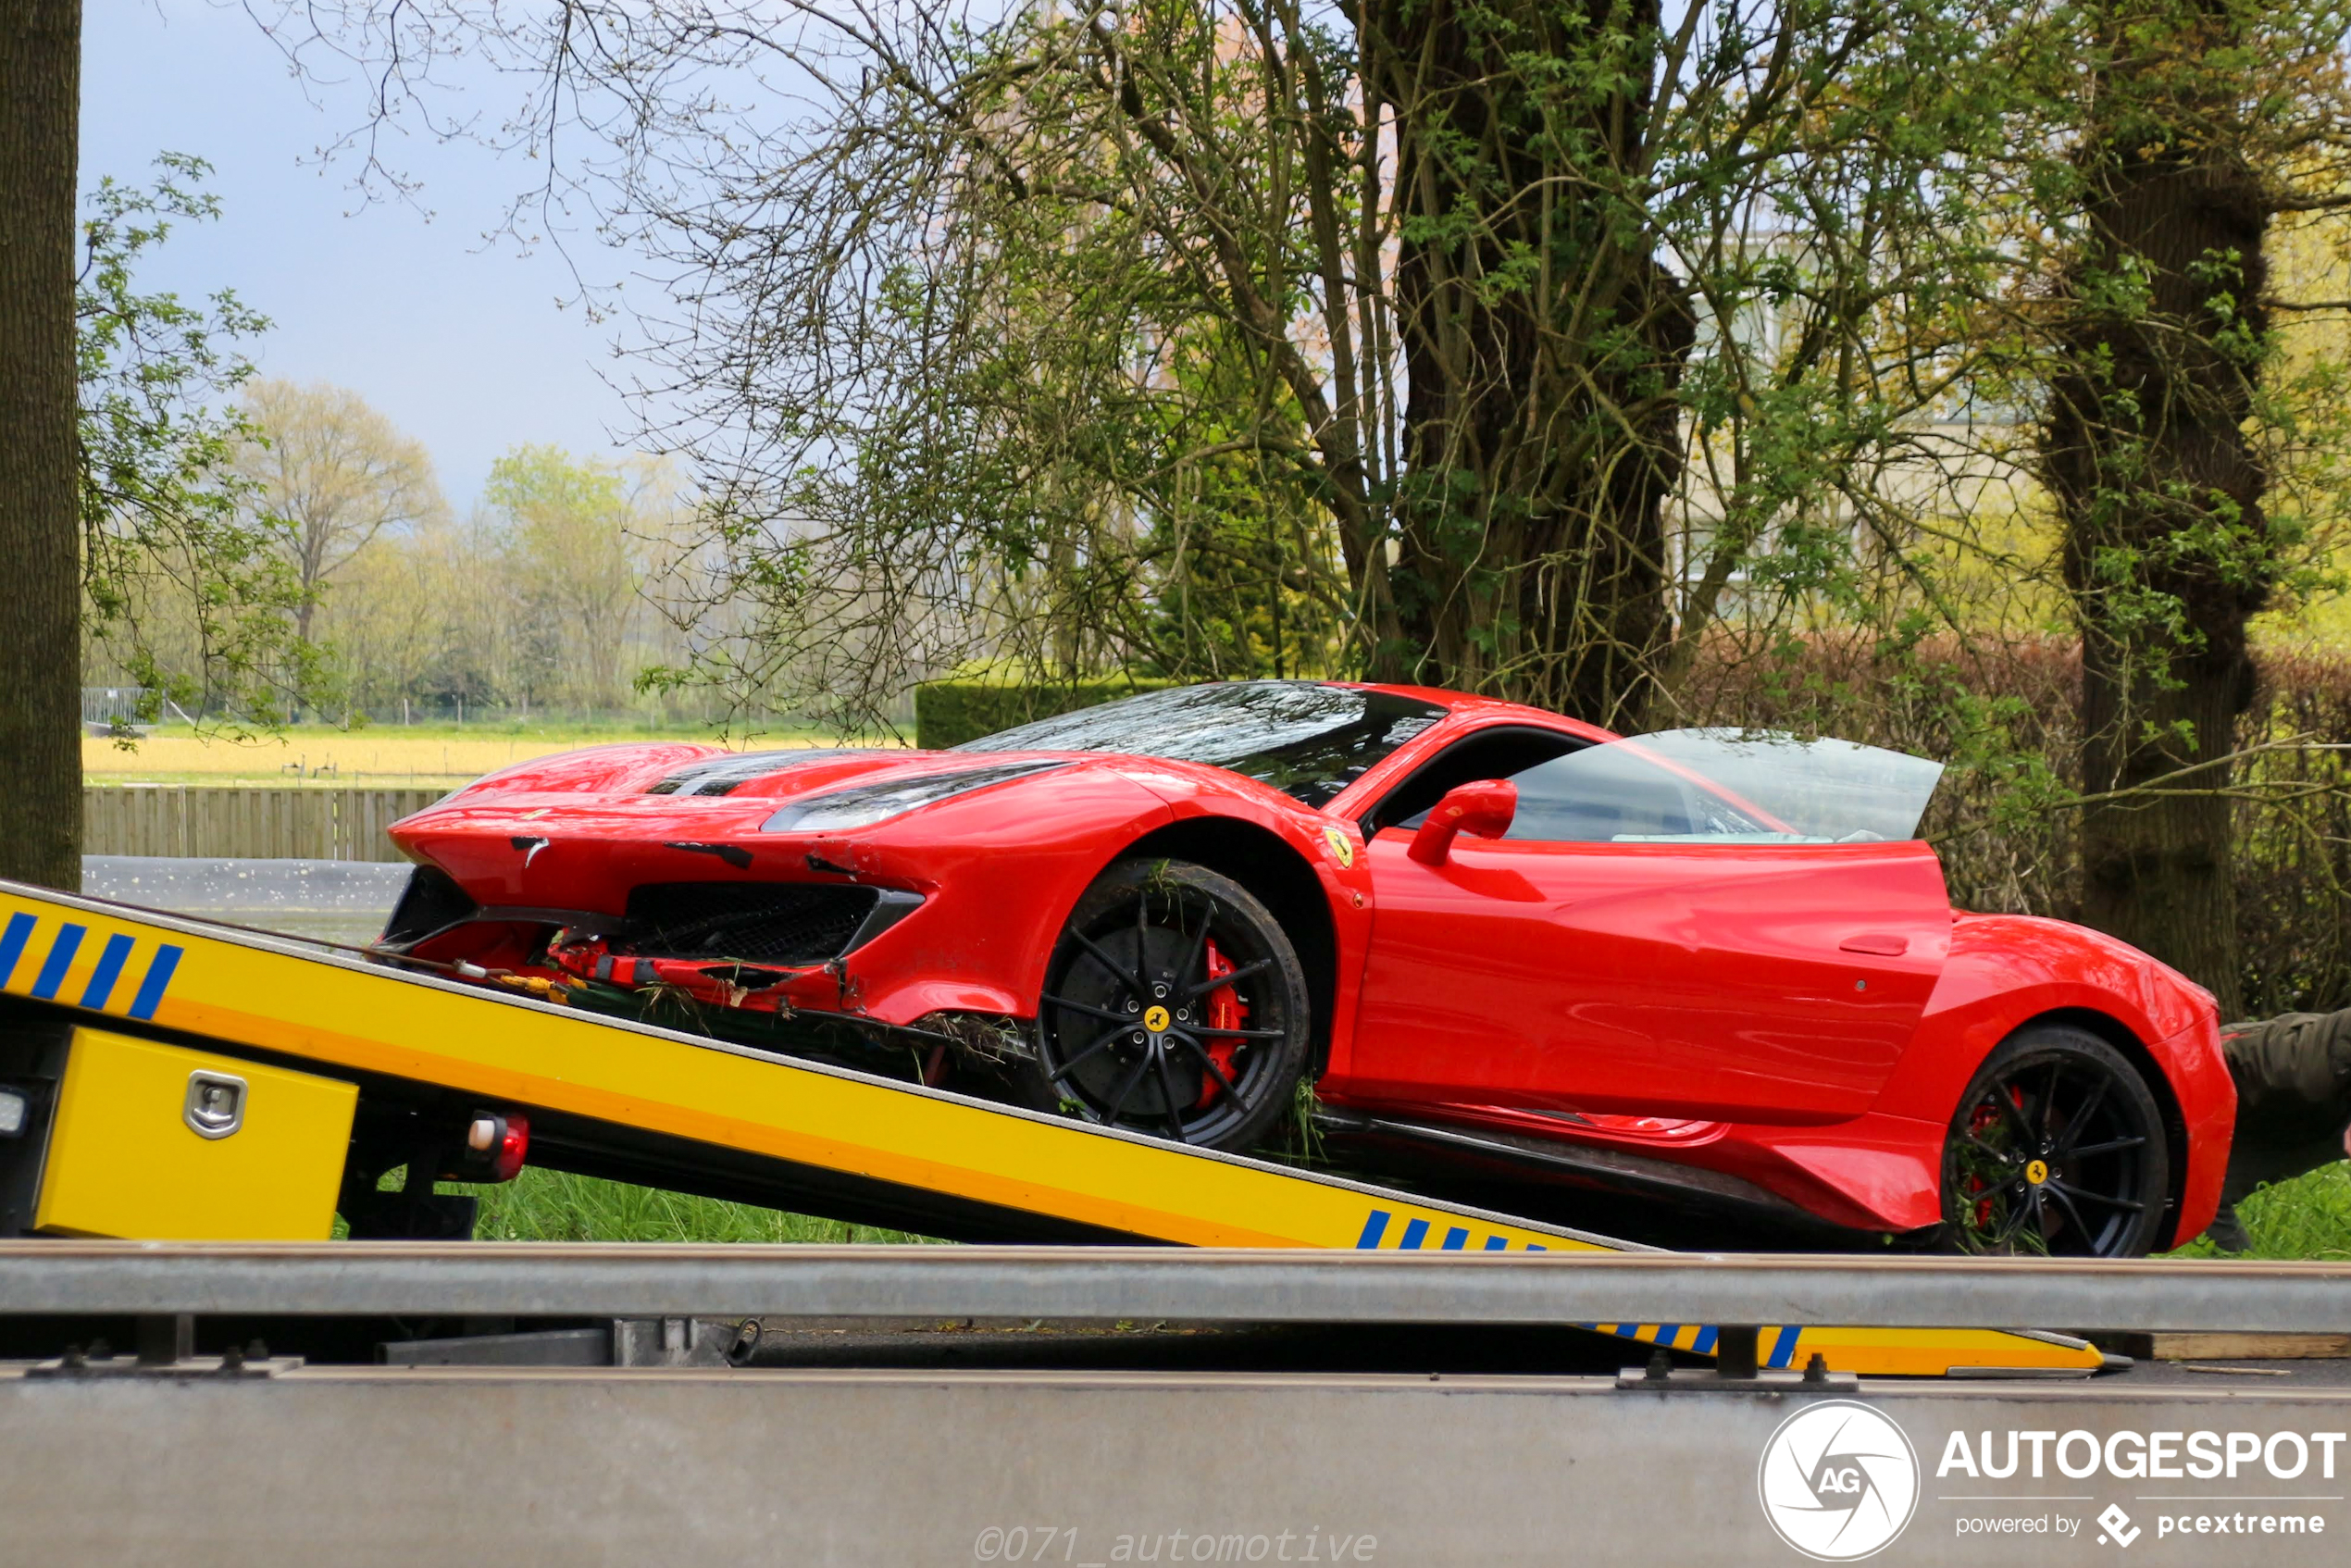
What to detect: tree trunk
<box><xmin>1369</xmin><ymin>0</ymin><xmax>1692</xmax><ymax>730</ymax></box>
<box><xmin>0</xmin><ymin>1</ymin><xmax>81</xmax><ymax>891</ymax></box>
<box><xmin>2045</xmin><ymin>0</ymin><xmax>2269</xmax><ymax>1016</ymax></box>
<box><xmin>2074</xmin><ymin>632</ymin><xmax>2253</xmax><ymax>1014</ymax></box>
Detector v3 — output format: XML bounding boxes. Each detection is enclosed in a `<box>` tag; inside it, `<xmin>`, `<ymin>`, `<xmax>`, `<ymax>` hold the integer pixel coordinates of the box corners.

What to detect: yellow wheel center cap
<box><xmin>2024</xmin><ymin>1159</ymin><xmax>2049</xmax><ymax>1186</ymax></box>
<box><xmin>1143</xmin><ymin>1005</ymin><xmax>1171</xmax><ymax>1033</ymax></box>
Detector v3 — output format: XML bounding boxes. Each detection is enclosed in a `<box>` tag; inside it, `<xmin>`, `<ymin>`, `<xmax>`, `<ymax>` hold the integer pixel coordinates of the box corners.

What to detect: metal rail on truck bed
<box><xmin>8</xmin><ymin>1246</ymin><xmax>2351</xmax><ymax>1568</ymax></box>
<box><xmin>0</xmin><ymin>878</ymin><xmax>2103</xmax><ymax>1375</ymax></box>
<box><xmin>6</xmin><ymin>1243</ymin><xmax>2343</xmax><ymax>1336</ymax></box>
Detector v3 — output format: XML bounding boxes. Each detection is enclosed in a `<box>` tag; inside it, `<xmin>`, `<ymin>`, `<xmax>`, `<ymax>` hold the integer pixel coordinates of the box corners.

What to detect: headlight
<box><xmin>761</xmin><ymin>760</ymin><xmax>1067</xmax><ymax>834</ymax></box>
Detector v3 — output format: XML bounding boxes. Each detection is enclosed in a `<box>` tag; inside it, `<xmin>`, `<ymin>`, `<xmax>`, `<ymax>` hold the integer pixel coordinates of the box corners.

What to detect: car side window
<box><xmin>1366</xmin><ymin>728</ymin><xmax>1587</xmax><ymax>834</ymax></box>
<box><xmin>1375</xmin><ymin>730</ymin><xmax>1785</xmax><ymax>842</ymax></box>
<box><xmin>1503</xmin><ymin>746</ymin><xmax>1776</xmax><ymax>842</ymax></box>
<box><xmin>1503</xmin><ymin>746</ymin><xmax>1699</xmax><ymax>840</ymax></box>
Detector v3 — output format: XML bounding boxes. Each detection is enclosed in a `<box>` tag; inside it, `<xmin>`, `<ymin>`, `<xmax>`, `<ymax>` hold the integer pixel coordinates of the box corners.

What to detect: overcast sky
<box><xmin>84</xmin><ymin>4</ymin><xmax>648</xmax><ymax>514</ymax></box>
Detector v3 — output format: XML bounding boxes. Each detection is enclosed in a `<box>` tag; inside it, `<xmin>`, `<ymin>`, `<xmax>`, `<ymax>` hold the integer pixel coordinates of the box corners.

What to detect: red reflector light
<box><xmin>493</xmin><ymin>1113</ymin><xmax>529</xmax><ymax>1183</ymax></box>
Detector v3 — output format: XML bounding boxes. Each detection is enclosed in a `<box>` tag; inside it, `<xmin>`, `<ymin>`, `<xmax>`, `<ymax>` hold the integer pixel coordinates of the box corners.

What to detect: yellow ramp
<box><xmin>0</xmin><ymin>878</ymin><xmax>2103</xmax><ymax>1377</ymax></box>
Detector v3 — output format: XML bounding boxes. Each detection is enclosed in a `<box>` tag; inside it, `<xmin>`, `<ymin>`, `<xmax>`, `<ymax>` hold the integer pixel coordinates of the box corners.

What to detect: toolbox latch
<box><xmin>182</xmin><ymin>1072</ymin><xmax>247</xmax><ymax>1140</ymax></box>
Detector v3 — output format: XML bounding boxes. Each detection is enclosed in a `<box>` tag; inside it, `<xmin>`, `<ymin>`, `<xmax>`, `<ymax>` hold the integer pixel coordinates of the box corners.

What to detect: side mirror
<box><xmin>1408</xmin><ymin>779</ymin><xmax>1518</xmax><ymax>866</ymax></box>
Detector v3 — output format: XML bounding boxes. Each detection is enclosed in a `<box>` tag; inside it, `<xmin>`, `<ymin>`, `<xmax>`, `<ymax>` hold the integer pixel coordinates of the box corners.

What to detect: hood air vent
<box><xmin>645</xmin><ymin>749</ymin><xmax>881</xmax><ymax>797</ymax></box>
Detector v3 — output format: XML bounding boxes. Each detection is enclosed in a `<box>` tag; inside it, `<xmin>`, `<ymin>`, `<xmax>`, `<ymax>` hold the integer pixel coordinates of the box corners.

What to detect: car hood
<box><xmin>395</xmin><ymin>743</ymin><xmax>1115</xmax><ymax>836</ymax></box>
<box><xmin>383</xmin><ymin>743</ymin><xmax>1166</xmax><ymax>911</ymax></box>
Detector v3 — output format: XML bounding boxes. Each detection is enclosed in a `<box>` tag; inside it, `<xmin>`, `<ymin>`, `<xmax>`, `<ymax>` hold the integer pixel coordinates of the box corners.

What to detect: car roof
<box><xmin>1318</xmin><ymin>679</ymin><xmax>1622</xmax><ymax>744</ymax></box>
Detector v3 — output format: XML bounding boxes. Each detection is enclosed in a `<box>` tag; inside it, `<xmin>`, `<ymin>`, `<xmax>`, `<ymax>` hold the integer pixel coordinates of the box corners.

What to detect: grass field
<box><xmin>85</xmin><ymin>722</ymin><xmax>889</xmax><ymax>786</ymax></box>
<box><xmin>2171</xmin><ymin>1164</ymin><xmax>2351</xmax><ymax>1261</ymax></box>
<box><xmin>415</xmin><ymin>1167</ymin><xmax>940</xmax><ymax>1244</ymax></box>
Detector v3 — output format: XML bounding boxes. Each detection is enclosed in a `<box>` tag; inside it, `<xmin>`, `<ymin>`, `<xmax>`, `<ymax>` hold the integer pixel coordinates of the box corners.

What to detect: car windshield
<box><xmin>953</xmin><ymin>681</ymin><xmax>1448</xmax><ymax>808</ymax></box>
<box><xmin>1505</xmin><ymin>728</ymin><xmax>1944</xmax><ymax>843</ymax></box>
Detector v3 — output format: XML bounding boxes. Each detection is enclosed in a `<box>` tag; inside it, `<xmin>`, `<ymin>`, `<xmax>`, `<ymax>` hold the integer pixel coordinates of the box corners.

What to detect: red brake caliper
<box><xmin>1964</xmin><ymin>1089</ymin><xmax>2021</xmax><ymax>1228</ymax></box>
<box><xmin>1194</xmin><ymin>939</ymin><xmax>1246</xmax><ymax>1110</ymax></box>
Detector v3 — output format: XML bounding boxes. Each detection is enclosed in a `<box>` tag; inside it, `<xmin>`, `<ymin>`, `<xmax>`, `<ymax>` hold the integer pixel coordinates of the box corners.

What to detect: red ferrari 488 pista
<box><xmin>380</xmin><ymin>680</ymin><xmax>2233</xmax><ymax>1255</ymax></box>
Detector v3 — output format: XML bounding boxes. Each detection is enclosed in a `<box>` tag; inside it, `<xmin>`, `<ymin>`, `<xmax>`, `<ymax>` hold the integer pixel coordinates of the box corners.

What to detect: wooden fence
<box><xmin>84</xmin><ymin>787</ymin><xmax>442</xmax><ymax>862</ymax></box>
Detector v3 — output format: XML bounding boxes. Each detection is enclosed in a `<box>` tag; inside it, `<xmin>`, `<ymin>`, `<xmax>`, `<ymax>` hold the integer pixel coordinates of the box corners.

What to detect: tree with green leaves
<box><xmin>2033</xmin><ymin>0</ymin><xmax>2351</xmax><ymax>1014</ymax></box>
<box><xmin>248</xmin><ymin>0</ymin><xmax>2057</xmax><ymax>735</ymax></box>
<box><xmin>5</xmin><ymin>7</ymin><xmax>310</xmax><ymax>884</ymax></box>
<box><xmin>232</xmin><ymin>379</ymin><xmax>443</xmax><ymax>649</ymax></box>
<box><xmin>488</xmin><ymin>444</ymin><xmax>651</xmax><ymax>712</ymax></box>
<box><xmin>81</xmin><ymin>158</ymin><xmax>312</xmax><ymax>733</ymax></box>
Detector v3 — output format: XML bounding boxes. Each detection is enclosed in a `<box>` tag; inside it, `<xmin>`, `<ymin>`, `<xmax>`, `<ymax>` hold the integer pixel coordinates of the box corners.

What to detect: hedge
<box><xmin>914</xmin><ymin>677</ymin><xmax>1181</xmax><ymax>749</ymax></box>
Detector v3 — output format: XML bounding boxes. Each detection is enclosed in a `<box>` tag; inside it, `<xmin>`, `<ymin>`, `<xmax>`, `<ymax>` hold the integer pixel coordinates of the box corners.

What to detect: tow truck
<box><xmin>0</xmin><ymin>876</ymin><xmax>2108</xmax><ymax>1376</ymax></box>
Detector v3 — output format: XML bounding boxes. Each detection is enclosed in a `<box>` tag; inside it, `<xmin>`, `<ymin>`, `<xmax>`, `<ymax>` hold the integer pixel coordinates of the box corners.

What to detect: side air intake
<box><xmin>380</xmin><ymin>865</ymin><xmax>479</xmax><ymax>948</ymax></box>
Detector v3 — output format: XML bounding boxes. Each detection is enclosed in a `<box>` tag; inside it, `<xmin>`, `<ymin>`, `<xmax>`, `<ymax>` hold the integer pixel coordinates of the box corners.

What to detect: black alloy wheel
<box><xmin>1940</xmin><ymin>1025</ymin><xmax>2171</xmax><ymax>1258</ymax></box>
<box><xmin>1023</xmin><ymin>858</ymin><xmax>1312</xmax><ymax>1152</ymax></box>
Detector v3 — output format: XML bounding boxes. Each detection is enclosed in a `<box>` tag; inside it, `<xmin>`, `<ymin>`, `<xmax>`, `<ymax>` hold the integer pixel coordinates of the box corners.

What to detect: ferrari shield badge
<box><xmin>1322</xmin><ymin>826</ymin><xmax>1356</xmax><ymax>868</ymax></box>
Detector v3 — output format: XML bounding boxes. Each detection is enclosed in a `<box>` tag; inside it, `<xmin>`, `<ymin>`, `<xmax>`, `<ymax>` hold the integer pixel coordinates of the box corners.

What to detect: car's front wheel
<box><xmin>1021</xmin><ymin>858</ymin><xmax>1312</xmax><ymax>1151</ymax></box>
<box><xmin>1940</xmin><ymin>1024</ymin><xmax>2171</xmax><ymax>1257</ymax></box>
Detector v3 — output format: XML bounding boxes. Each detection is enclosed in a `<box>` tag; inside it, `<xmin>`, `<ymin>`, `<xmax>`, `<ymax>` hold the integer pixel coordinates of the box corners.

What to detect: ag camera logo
<box><xmin>1758</xmin><ymin>1400</ymin><xmax>1921</xmax><ymax>1561</ymax></box>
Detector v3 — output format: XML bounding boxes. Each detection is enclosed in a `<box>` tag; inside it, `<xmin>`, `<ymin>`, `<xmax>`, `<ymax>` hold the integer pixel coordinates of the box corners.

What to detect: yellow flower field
<box><xmin>84</xmin><ymin>726</ymin><xmax>884</xmax><ymax>786</ymax></box>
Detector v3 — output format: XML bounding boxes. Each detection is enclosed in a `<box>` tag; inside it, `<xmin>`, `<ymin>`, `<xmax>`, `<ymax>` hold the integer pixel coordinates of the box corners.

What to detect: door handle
<box><xmin>1839</xmin><ymin>933</ymin><xmax>1909</xmax><ymax>956</ymax></box>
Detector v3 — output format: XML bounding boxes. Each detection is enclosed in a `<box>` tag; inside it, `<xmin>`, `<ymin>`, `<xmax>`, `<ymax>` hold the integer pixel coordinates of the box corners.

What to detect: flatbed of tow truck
<box><xmin>0</xmin><ymin>877</ymin><xmax>2108</xmax><ymax>1376</ymax></box>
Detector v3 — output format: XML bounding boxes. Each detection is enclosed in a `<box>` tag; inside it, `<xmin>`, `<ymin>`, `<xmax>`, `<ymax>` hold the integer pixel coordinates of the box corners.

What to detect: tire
<box><xmin>1019</xmin><ymin>858</ymin><xmax>1312</xmax><ymax>1151</ymax></box>
<box><xmin>1940</xmin><ymin>1024</ymin><xmax>2171</xmax><ymax>1258</ymax></box>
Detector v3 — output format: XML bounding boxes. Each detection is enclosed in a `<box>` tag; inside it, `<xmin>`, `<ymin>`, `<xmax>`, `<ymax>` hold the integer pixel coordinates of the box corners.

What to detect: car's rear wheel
<box><xmin>1940</xmin><ymin>1025</ymin><xmax>2170</xmax><ymax>1257</ymax></box>
<box><xmin>1022</xmin><ymin>858</ymin><xmax>1311</xmax><ymax>1151</ymax></box>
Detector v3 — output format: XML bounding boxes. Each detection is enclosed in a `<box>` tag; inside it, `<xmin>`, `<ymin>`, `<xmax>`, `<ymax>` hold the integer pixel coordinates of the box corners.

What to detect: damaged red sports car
<box><xmin>379</xmin><ymin>679</ymin><xmax>2233</xmax><ymax>1256</ymax></box>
